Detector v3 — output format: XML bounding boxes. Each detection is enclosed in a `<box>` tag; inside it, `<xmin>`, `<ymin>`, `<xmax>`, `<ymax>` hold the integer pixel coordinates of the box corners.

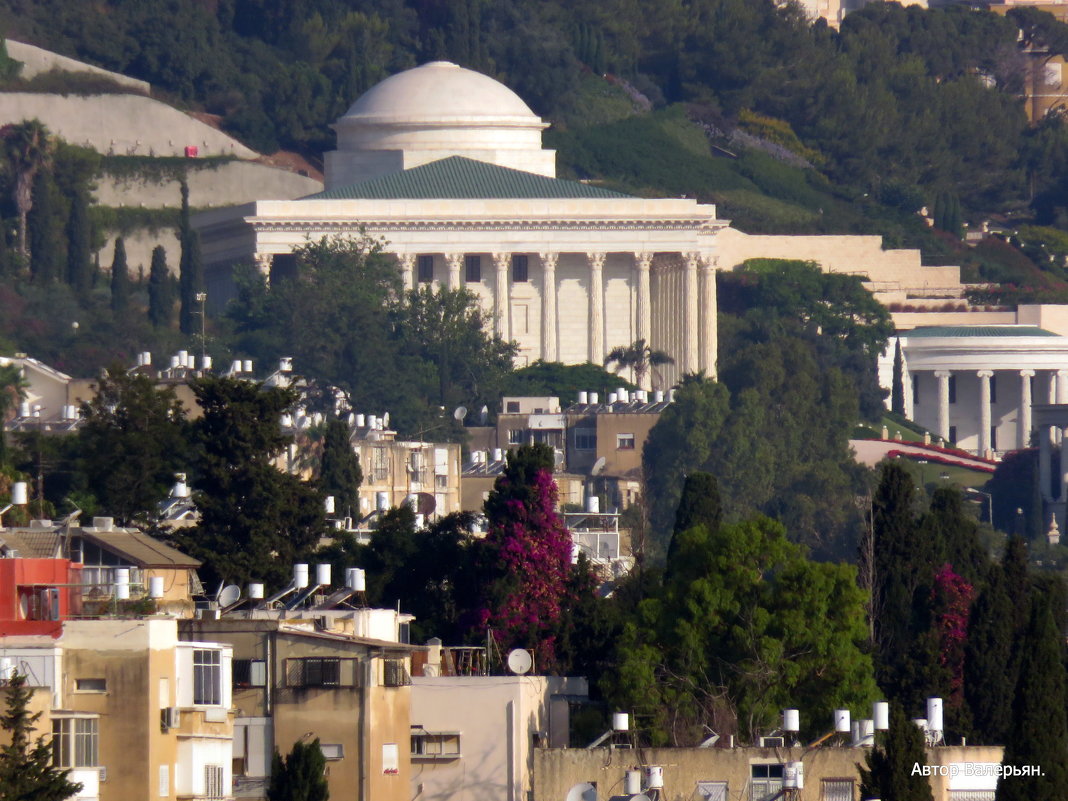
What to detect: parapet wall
<box><xmin>6</xmin><ymin>39</ymin><xmax>150</xmax><ymax>93</ymax></box>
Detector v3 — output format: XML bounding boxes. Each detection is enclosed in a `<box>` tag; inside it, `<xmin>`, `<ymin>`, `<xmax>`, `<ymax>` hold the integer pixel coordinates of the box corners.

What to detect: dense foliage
<box><xmin>0</xmin><ymin>673</ymin><xmax>82</xmax><ymax>801</ymax></box>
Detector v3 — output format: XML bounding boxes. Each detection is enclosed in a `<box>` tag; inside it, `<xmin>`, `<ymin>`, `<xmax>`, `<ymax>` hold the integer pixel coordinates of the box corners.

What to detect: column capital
<box><xmin>492</xmin><ymin>252</ymin><xmax>510</xmax><ymax>268</ymax></box>
<box><xmin>977</xmin><ymin>369</ymin><xmax>994</xmax><ymax>379</ymax></box>
<box><xmin>445</xmin><ymin>253</ymin><xmax>464</xmax><ymax>268</ymax></box>
<box><xmin>1058</xmin><ymin>368</ymin><xmax>1068</xmax><ymax>378</ymax></box>
<box><xmin>934</xmin><ymin>370</ymin><xmax>953</xmax><ymax>379</ymax></box>
<box><xmin>634</xmin><ymin>252</ymin><xmax>653</xmax><ymax>271</ymax></box>
<box><xmin>586</xmin><ymin>252</ymin><xmax>606</xmax><ymax>269</ymax></box>
<box><xmin>1020</xmin><ymin>369</ymin><xmax>1036</xmax><ymax>378</ymax></box>
<box><xmin>539</xmin><ymin>252</ymin><xmax>558</xmax><ymax>270</ymax></box>
<box><xmin>397</xmin><ymin>253</ymin><xmax>416</xmax><ymax>268</ymax></box>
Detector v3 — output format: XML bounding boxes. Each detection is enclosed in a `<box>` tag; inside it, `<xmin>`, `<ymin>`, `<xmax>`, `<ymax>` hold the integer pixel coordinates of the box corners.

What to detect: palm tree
<box><xmin>2</xmin><ymin>119</ymin><xmax>52</xmax><ymax>260</ymax></box>
<box><xmin>604</xmin><ymin>339</ymin><xmax>674</xmax><ymax>390</ymax></box>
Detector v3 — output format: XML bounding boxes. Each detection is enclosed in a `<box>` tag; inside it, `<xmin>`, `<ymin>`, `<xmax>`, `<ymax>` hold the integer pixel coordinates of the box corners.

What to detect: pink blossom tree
<box><xmin>931</xmin><ymin>563</ymin><xmax>975</xmax><ymax>707</ymax></box>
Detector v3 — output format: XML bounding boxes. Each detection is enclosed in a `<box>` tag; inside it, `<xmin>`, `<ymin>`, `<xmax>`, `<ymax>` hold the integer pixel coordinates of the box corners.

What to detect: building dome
<box><xmin>325</xmin><ymin>62</ymin><xmax>556</xmax><ymax>188</ymax></box>
<box><xmin>339</xmin><ymin>61</ymin><xmax>541</xmax><ymax>125</ymax></box>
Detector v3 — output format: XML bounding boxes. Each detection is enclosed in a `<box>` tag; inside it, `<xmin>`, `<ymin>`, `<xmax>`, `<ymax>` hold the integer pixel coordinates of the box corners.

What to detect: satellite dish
<box><xmin>565</xmin><ymin>783</ymin><xmax>598</xmax><ymax>801</ymax></box>
<box><xmin>591</xmin><ymin>457</ymin><xmax>607</xmax><ymax>476</ymax></box>
<box><xmin>218</xmin><ymin>584</ymin><xmax>241</xmax><ymax>607</ymax></box>
<box><xmin>507</xmin><ymin>648</ymin><xmax>533</xmax><ymax>675</ymax></box>
<box><xmin>453</xmin><ymin>406</ymin><xmax>468</xmax><ymax>421</ymax></box>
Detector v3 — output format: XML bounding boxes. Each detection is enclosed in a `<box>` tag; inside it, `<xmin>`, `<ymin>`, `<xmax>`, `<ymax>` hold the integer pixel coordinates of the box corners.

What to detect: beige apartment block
<box><xmin>0</xmin><ymin>618</ymin><xmax>233</xmax><ymax>801</ymax></box>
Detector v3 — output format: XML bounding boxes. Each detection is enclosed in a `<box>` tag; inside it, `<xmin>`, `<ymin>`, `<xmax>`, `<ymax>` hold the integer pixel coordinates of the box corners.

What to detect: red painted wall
<box><xmin>0</xmin><ymin>559</ymin><xmax>82</xmax><ymax>637</ymax></box>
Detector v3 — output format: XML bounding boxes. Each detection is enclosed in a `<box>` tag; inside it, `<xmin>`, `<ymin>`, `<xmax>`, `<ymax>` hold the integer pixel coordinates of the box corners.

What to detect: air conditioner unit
<box><xmin>161</xmin><ymin>707</ymin><xmax>180</xmax><ymax>729</ymax></box>
<box><xmin>759</xmin><ymin>736</ymin><xmax>785</xmax><ymax>748</ymax></box>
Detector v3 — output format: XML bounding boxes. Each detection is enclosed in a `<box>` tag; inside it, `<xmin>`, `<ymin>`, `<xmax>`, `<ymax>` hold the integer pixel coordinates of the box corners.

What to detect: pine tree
<box><xmin>110</xmin><ymin>237</ymin><xmax>129</xmax><ymax>314</ymax></box>
<box><xmin>996</xmin><ymin>595</ymin><xmax>1068</xmax><ymax>800</ymax></box>
<box><xmin>665</xmin><ymin>471</ymin><xmax>721</xmax><ymax>579</ymax></box>
<box><xmin>27</xmin><ymin>169</ymin><xmax>58</xmax><ymax>283</ymax></box>
<box><xmin>178</xmin><ymin>180</ymin><xmax>203</xmax><ymax>335</ymax></box>
<box><xmin>892</xmin><ymin>339</ymin><xmax>905</xmax><ymax>415</ymax></box>
<box><xmin>267</xmin><ymin>738</ymin><xmax>329</xmax><ymax>801</ymax></box>
<box><xmin>318</xmin><ymin>417</ymin><xmax>362</xmax><ymax>517</ymax></box>
<box><xmin>0</xmin><ymin>673</ymin><xmax>83</xmax><ymax>801</ymax></box>
<box><xmin>65</xmin><ymin>188</ymin><xmax>92</xmax><ymax>294</ymax></box>
<box><xmin>964</xmin><ymin>564</ymin><xmax>1016</xmax><ymax>744</ymax></box>
<box><xmin>148</xmin><ymin>245</ymin><xmax>173</xmax><ymax>328</ymax></box>
<box><xmin>859</xmin><ymin>703</ymin><xmax>934</xmax><ymax>801</ymax></box>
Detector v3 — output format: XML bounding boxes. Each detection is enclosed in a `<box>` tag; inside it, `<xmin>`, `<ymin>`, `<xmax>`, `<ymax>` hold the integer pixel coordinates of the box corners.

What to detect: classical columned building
<box><xmin>889</xmin><ymin>326</ymin><xmax>1068</xmax><ymax>457</ymax></box>
<box><xmin>195</xmin><ymin>62</ymin><xmax>725</xmax><ymax>386</ymax></box>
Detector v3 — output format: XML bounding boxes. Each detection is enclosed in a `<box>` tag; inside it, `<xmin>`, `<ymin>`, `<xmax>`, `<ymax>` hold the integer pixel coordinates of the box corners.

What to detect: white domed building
<box><xmin>196</xmin><ymin>62</ymin><xmax>725</xmax><ymax>384</ymax></box>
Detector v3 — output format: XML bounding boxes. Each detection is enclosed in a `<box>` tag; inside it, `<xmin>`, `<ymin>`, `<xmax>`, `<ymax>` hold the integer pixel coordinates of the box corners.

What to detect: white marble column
<box><xmin>493</xmin><ymin>253</ymin><xmax>510</xmax><ymax>341</ymax></box>
<box><xmin>1048</xmin><ymin>371</ymin><xmax>1059</xmax><ymax>448</ymax></box>
<box><xmin>935</xmin><ymin>370</ymin><xmax>952</xmax><ymax>442</ymax></box>
<box><xmin>635</xmin><ymin>252</ymin><xmax>652</xmax><ymax>348</ymax></box>
<box><xmin>446</xmin><ymin>253</ymin><xmax>463</xmax><ymax>291</ymax></box>
<box><xmin>587</xmin><ymin>252</ymin><xmax>605</xmax><ymax>364</ymax></box>
<box><xmin>1020</xmin><ymin>369</ymin><xmax>1035</xmax><ymax>449</ymax></box>
<box><xmin>254</xmin><ymin>252</ymin><xmax>273</xmax><ymax>286</ymax></box>
<box><xmin>684</xmin><ymin>253</ymin><xmax>700</xmax><ymax>374</ymax></box>
<box><xmin>1041</xmin><ymin>425</ymin><xmax>1053</xmax><ymax>501</ymax></box>
<box><xmin>698</xmin><ymin>255</ymin><xmax>717</xmax><ymax>377</ymax></box>
<box><xmin>978</xmin><ymin>370</ymin><xmax>993</xmax><ymax>457</ymax></box>
<box><xmin>540</xmin><ymin>252</ymin><xmax>558</xmax><ymax>362</ymax></box>
<box><xmin>398</xmin><ymin>254</ymin><xmax>415</xmax><ymax>292</ymax></box>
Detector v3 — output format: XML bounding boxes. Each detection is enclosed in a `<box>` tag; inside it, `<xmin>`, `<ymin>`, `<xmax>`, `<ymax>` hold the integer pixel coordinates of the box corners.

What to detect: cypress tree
<box><xmin>933</xmin><ymin>192</ymin><xmax>947</xmax><ymax>232</ymax></box>
<box><xmin>27</xmin><ymin>169</ymin><xmax>58</xmax><ymax>283</ymax></box>
<box><xmin>859</xmin><ymin>703</ymin><xmax>934</xmax><ymax>801</ymax></box>
<box><xmin>996</xmin><ymin>595</ymin><xmax>1068</xmax><ymax>800</ymax></box>
<box><xmin>110</xmin><ymin>237</ymin><xmax>129</xmax><ymax>314</ymax></box>
<box><xmin>319</xmin><ymin>417</ymin><xmax>362</xmax><ymax>517</ymax></box>
<box><xmin>267</xmin><ymin>738</ymin><xmax>328</xmax><ymax>801</ymax></box>
<box><xmin>178</xmin><ymin>180</ymin><xmax>203</xmax><ymax>335</ymax></box>
<box><xmin>666</xmin><ymin>471</ymin><xmax>721</xmax><ymax>576</ymax></box>
<box><xmin>963</xmin><ymin>564</ymin><xmax>1015</xmax><ymax>744</ymax></box>
<box><xmin>921</xmin><ymin>487</ymin><xmax>987</xmax><ymax>586</ymax></box>
<box><xmin>148</xmin><ymin>245</ymin><xmax>173</xmax><ymax>328</ymax></box>
<box><xmin>892</xmin><ymin>339</ymin><xmax>905</xmax><ymax>415</ymax></box>
<box><xmin>66</xmin><ymin>187</ymin><xmax>92</xmax><ymax>294</ymax></box>
<box><xmin>0</xmin><ymin>220</ymin><xmax>11</xmax><ymax>279</ymax></box>
<box><xmin>1002</xmin><ymin>535</ymin><xmax>1031</xmax><ymax>636</ymax></box>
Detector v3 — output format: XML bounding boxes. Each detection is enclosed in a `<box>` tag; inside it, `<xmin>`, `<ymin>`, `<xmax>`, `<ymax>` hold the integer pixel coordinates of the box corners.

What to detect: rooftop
<box><xmin>309</xmin><ymin>156</ymin><xmax>631</xmax><ymax>201</ymax></box>
<box><xmin>904</xmin><ymin>325</ymin><xmax>1061</xmax><ymax>338</ymax></box>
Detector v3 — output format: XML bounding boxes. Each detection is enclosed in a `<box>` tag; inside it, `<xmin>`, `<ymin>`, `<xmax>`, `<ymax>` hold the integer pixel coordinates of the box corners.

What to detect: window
<box><xmin>417</xmin><ymin>255</ymin><xmax>434</xmax><ymax>283</ymax></box>
<box><xmin>616</xmin><ymin>433</ymin><xmax>636</xmax><ymax>450</ymax></box>
<box><xmin>194</xmin><ymin>649</ymin><xmax>222</xmax><ymax>705</ymax></box>
<box><xmin>574</xmin><ymin>429</ymin><xmax>596</xmax><ymax>450</ymax></box>
<box><xmin>286</xmin><ymin>657</ymin><xmax>358</xmax><ymax>688</ymax></box>
<box><xmin>508</xmin><ymin>429</ymin><xmax>525</xmax><ymax>445</ymax></box>
<box><xmin>506</xmin><ymin>401</ymin><xmax>520</xmax><ymax>414</ymax></box>
<box><xmin>320</xmin><ymin>743</ymin><xmax>345</xmax><ymax>761</ymax></box>
<box><xmin>696</xmin><ymin>782</ymin><xmax>728</xmax><ymax>801</ymax></box>
<box><xmin>52</xmin><ymin>717</ymin><xmax>99</xmax><ymax>767</ymax></box>
<box><xmin>409</xmin><ymin>450</ymin><xmax>428</xmax><ymax>483</ymax></box>
<box><xmin>75</xmin><ymin>678</ymin><xmax>106</xmax><ymax>693</ymax></box>
<box><xmin>411</xmin><ymin>731</ymin><xmax>461</xmax><ymax>759</ymax></box>
<box><xmin>750</xmin><ymin>764</ymin><xmax>783</xmax><ymax>801</ymax></box>
<box><xmin>383</xmin><ymin>659</ymin><xmax>411</xmax><ymax>687</ymax></box>
<box><xmin>949</xmin><ymin>375</ymin><xmax>957</xmax><ymax>404</ymax></box>
<box><xmin>372</xmin><ymin>447</ymin><xmax>389</xmax><ymax>482</ymax></box>
<box><xmin>204</xmin><ymin>765</ymin><xmax>225</xmax><ymax>800</ymax></box>
<box><xmin>820</xmin><ymin>779</ymin><xmax>854</xmax><ymax>801</ymax></box>
<box><xmin>465</xmin><ymin>255</ymin><xmax>481</xmax><ymax>283</ymax></box>
<box><xmin>232</xmin><ymin>659</ymin><xmax>266</xmax><ymax>688</ymax></box>
<box><xmin>436</xmin><ymin>474</ymin><xmax>448</xmax><ymax>489</ymax></box>
<box><xmin>512</xmin><ymin>254</ymin><xmax>529</xmax><ymax>282</ymax></box>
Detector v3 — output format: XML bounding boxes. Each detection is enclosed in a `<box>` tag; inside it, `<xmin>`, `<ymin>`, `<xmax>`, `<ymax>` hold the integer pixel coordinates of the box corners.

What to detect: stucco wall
<box><xmin>6</xmin><ymin>40</ymin><xmax>150</xmax><ymax>93</ymax></box>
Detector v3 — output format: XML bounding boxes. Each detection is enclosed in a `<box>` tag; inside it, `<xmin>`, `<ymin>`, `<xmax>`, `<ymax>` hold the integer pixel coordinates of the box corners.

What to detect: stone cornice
<box><xmin>246</xmin><ymin>217</ymin><xmax>726</xmax><ymax>233</ymax></box>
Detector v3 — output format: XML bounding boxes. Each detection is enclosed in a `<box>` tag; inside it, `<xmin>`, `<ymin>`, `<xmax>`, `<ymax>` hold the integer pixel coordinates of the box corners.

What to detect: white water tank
<box><xmin>612</xmin><ymin>712</ymin><xmax>629</xmax><ymax>732</ymax></box>
<box><xmin>608</xmin><ymin>392</ymin><xmax>618</xmax><ymax>405</ymax></box>
<box><xmin>783</xmin><ymin>708</ymin><xmax>800</xmax><ymax>732</ymax></box>
<box><xmin>645</xmin><ymin>766</ymin><xmax>664</xmax><ymax>790</ymax></box>
<box><xmin>201</xmin><ymin>355</ymin><xmax>212</xmax><ymax>370</ymax></box>
<box><xmin>316</xmin><ymin>563</ymin><xmax>331</xmax><ymax>586</ymax></box>
<box><xmin>346</xmin><ymin>567</ymin><xmax>366</xmax><ymax>592</ymax></box>
<box><xmin>586</xmin><ymin>496</ymin><xmax>600</xmax><ymax>514</ymax></box>
<box><xmin>589</xmin><ymin>392</ymin><xmax>599</xmax><ymax>404</ymax></box>
<box><xmin>624</xmin><ymin>770</ymin><xmax>641</xmax><ymax>795</ymax></box>
<box><xmin>927</xmin><ymin>697</ymin><xmax>944</xmax><ymax>733</ymax></box>
<box><xmin>784</xmin><ymin>761</ymin><xmax>804</xmax><ymax>789</ymax></box>
<box><xmin>834</xmin><ymin>709</ymin><xmax>851</xmax><ymax>733</ymax></box>
<box><xmin>242</xmin><ymin>360</ymin><xmax>253</xmax><ymax>373</ymax></box>
<box><xmin>492</xmin><ymin>448</ymin><xmax>504</xmax><ymax>462</ymax></box>
<box><xmin>324</xmin><ymin>495</ymin><xmax>335</xmax><ymax>515</ymax></box>
<box><xmin>578</xmin><ymin>391</ymin><xmax>589</xmax><ymax>404</ymax></box>
<box><xmin>376</xmin><ymin>492</ymin><xmax>389</xmax><ymax>511</ymax></box>
<box><xmin>149</xmin><ymin>576</ymin><xmax>165</xmax><ymax>599</ymax></box>
<box><xmin>356</xmin><ymin>413</ymin><xmax>366</xmax><ymax>427</ymax></box>
<box><xmin>248</xmin><ymin>583</ymin><xmax>265</xmax><ymax>600</ymax></box>
<box><xmin>11</xmin><ymin>482</ymin><xmax>27</xmax><ymax>506</ymax></box>
<box><xmin>617</xmin><ymin>388</ymin><xmax>629</xmax><ymax>403</ymax></box>
<box><xmin>114</xmin><ymin>568</ymin><xmax>130</xmax><ymax>600</ymax></box>
<box><xmin>293</xmin><ymin>563</ymin><xmax>309</xmax><ymax>589</ymax></box>
<box><xmin>873</xmin><ymin>701</ymin><xmax>890</xmax><ymax>731</ymax></box>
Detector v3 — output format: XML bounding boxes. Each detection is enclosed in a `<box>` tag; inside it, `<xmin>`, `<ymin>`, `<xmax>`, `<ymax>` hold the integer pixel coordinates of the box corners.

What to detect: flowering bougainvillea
<box><xmin>931</xmin><ymin>563</ymin><xmax>975</xmax><ymax>706</ymax></box>
<box><xmin>479</xmin><ymin>445</ymin><xmax>573</xmax><ymax>667</ymax></box>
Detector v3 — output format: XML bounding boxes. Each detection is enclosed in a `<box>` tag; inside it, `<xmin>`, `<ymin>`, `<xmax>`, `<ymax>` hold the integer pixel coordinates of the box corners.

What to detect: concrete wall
<box><xmin>94</xmin><ymin>160</ymin><xmax>322</xmax><ymax>209</ymax></box>
<box><xmin>6</xmin><ymin>40</ymin><xmax>150</xmax><ymax>93</ymax></box>
<box><xmin>0</xmin><ymin>93</ymin><xmax>256</xmax><ymax>158</ymax></box>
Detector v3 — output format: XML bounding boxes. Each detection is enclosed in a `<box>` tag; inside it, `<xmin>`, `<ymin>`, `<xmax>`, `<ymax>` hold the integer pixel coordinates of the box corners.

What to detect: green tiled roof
<box><xmin>905</xmin><ymin>325</ymin><xmax>1060</xmax><ymax>338</ymax></box>
<box><xmin>308</xmin><ymin>156</ymin><xmax>632</xmax><ymax>200</ymax></box>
